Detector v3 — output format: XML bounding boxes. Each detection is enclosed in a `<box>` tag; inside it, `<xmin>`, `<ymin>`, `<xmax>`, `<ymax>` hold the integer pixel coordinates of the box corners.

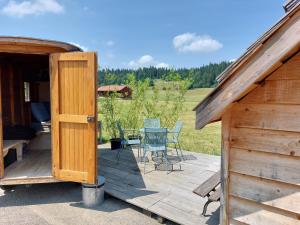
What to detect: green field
<box><xmin>98</xmin><ymin>88</ymin><xmax>221</xmax><ymax>156</ymax></box>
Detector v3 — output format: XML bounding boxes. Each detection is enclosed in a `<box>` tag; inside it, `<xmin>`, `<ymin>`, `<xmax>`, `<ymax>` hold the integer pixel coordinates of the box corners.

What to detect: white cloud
<box><xmin>69</xmin><ymin>42</ymin><xmax>88</xmax><ymax>51</ymax></box>
<box><xmin>2</xmin><ymin>0</ymin><xmax>64</xmax><ymax>17</ymax></box>
<box><xmin>173</xmin><ymin>32</ymin><xmax>222</xmax><ymax>53</ymax></box>
<box><xmin>138</xmin><ymin>55</ymin><xmax>153</xmax><ymax>64</ymax></box>
<box><xmin>156</xmin><ymin>62</ymin><xmax>169</xmax><ymax>68</ymax></box>
<box><xmin>106</xmin><ymin>40</ymin><xmax>115</xmax><ymax>47</ymax></box>
<box><xmin>128</xmin><ymin>54</ymin><xmax>169</xmax><ymax>68</ymax></box>
<box><xmin>229</xmin><ymin>58</ymin><xmax>236</xmax><ymax>63</ymax></box>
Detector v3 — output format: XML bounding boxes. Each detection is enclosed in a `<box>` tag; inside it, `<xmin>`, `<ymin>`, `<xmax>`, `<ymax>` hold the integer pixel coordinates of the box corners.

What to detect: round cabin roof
<box><xmin>0</xmin><ymin>36</ymin><xmax>82</xmax><ymax>55</ymax></box>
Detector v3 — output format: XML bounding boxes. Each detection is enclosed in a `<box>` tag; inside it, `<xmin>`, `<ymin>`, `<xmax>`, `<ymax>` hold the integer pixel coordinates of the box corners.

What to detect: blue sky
<box><xmin>0</xmin><ymin>0</ymin><xmax>284</xmax><ymax>68</ymax></box>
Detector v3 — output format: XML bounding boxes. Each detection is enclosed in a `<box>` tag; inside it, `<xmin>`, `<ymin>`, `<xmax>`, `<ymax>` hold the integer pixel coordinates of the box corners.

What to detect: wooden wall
<box><xmin>222</xmin><ymin>52</ymin><xmax>300</xmax><ymax>225</ymax></box>
<box><xmin>1</xmin><ymin>63</ymin><xmax>26</xmax><ymax>126</ymax></box>
<box><xmin>0</xmin><ymin>54</ymin><xmax>49</xmax><ymax>127</ymax></box>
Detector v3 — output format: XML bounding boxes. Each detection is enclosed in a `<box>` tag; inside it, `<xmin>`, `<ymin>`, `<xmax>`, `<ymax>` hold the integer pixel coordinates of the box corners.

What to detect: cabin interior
<box><xmin>0</xmin><ymin>53</ymin><xmax>54</xmax><ymax>183</ymax></box>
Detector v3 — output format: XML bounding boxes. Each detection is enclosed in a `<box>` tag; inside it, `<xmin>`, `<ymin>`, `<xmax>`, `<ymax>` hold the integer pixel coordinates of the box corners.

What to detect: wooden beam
<box><xmin>8</xmin><ymin>64</ymin><xmax>15</xmax><ymax>126</ymax></box>
<box><xmin>195</xmin><ymin>9</ymin><xmax>300</xmax><ymax>129</ymax></box>
<box><xmin>0</xmin><ymin>44</ymin><xmax>67</xmax><ymax>55</ymax></box>
<box><xmin>18</xmin><ymin>70</ymin><xmax>25</xmax><ymax>125</ymax></box>
<box><xmin>220</xmin><ymin>110</ymin><xmax>231</xmax><ymax>225</ymax></box>
<box><xmin>0</xmin><ymin>66</ymin><xmax>3</xmax><ymax>178</ymax></box>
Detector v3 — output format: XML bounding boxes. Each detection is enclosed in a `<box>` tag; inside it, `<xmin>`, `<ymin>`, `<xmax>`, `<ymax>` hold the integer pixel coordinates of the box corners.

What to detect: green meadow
<box><xmin>98</xmin><ymin>88</ymin><xmax>221</xmax><ymax>156</ymax></box>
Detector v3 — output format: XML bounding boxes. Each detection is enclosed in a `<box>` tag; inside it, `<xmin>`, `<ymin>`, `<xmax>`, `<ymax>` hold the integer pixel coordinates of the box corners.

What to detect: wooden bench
<box><xmin>193</xmin><ymin>170</ymin><xmax>221</xmax><ymax>216</ymax></box>
<box><xmin>3</xmin><ymin>140</ymin><xmax>28</xmax><ymax>161</ymax></box>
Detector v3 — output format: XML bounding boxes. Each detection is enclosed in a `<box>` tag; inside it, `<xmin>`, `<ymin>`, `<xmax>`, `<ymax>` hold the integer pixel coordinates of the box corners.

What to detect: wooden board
<box><xmin>230</xmin><ymin>148</ymin><xmax>300</xmax><ymax>185</ymax></box>
<box><xmin>230</xmin><ymin>172</ymin><xmax>300</xmax><ymax>214</ymax></box>
<box><xmin>0</xmin><ymin>150</ymin><xmax>60</xmax><ymax>185</ymax></box>
<box><xmin>232</xmin><ymin>103</ymin><xmax>300</xmax><ymax>132</ymax></box>
<box><xmin>51</xmin><ymin>52</ymin><xmax>97</xmax><ymax>184</ymax></box>
<box><xmin>0</xmin><ymin>37</ymin><xmax>81</xmax><ymax>54</ymax></box>
<box><xmin>193</xmin><ymin>170</ymin><xmax>220</xmax><ymax>197</ymax></box>
<box><xmin>220</xmin><ymin>110</ymin><xmax>231</xmax><ymax>225</ymax></box>
<box><xmin>229</xmin><ymin>196</ymin><xmax>300</xmax><ymax>225</ymax></box>
<box><xmin>241</xmin><ymin>79</ymin><xmax>300</xmax><ymax>104</ymax></box>
<box><xmin>230</xmin><ymin>127</ymin><xmax>300</xmax><ymax>156</ymax></box>
<box><xmin>98</xmin><ymin>145</ymin><xmax>221</xmax><ymax>225</ymax></box>
<box><xmin>267</xmin><ymin>52</ymin><xmax>300</xmax><ymax>80</ymax></box>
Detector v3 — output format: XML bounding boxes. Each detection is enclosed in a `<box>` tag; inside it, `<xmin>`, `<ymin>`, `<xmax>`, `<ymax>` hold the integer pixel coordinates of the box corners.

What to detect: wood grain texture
<box><xmin>98</xmin><ymin>146</ymin><xmax>221</xmax><ymax>225</ymax></box>
<box><xmin>267</xmin><ymin>52</ymin><xmax>300</xmax><ymax>80</ymax></box>
<box><xmin>193</xmin><ymin>170</ymin><xmax>220</xmax><ymax>197</ymax></box>
<box><xmin>241</xmin><ymin>79</ymin><xmax>300</xmax><ymax>104</ymax></box>
<box><xmin>232</xmin><ymin>103</ymin><xmax>300</xmax><ymax>132</ymax></box>
<box><xmin>220</xmin><ymin>110</ymin><xmax>232</xmax><ymax>225</ymax></box>
<box><xmin>217</xmin><ymin>19</ymin><xmax>300</xmax><ymax>225</ymax></box>
<box><xmin>0</xmin><ymin>67</ymin><xmax>3</xmax><ymax>178</ymax></box>
<box><xmin>229</xmin><ymin>196</ymin><xmax>300</xmax><ymax>225</ymax></box>
<box><xmin>1</xmin><ymin>150</ymin><xmax>52</xmax><ymax>179</ymax></box>
<box><xmin>230</xmin><ymin>172</ymin><xmax>300</xmax><ymax>214</ymax></box>
<box><xmin>51</xmin><ymin>52</ymin><xmax>97</xmax><ymax>184</ymax></box>
<box><xmin>0</xmin><ymin>150</ymin><xmax>60</xmax><ymax>185</ymax></box>
<box><xmin>230</xmin><ymin>148</ymin><xmax>300</xmax><ymax>185</ymax></box>
<box><xmin>230</xmin><ymin>127</ymin><xmax>300</xmax><ymax>156</ymax></box>
<box><xmin>8</xmin><ymin>64</ymin><xmax>15</xmax><ymax>126</ymax></box>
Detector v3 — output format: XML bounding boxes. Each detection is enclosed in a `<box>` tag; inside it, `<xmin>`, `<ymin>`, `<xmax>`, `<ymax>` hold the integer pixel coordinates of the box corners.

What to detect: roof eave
<box><xmin>194</xmin><ymin>6</ymin><xmax>300</xmax><ymax>129</ymax></box>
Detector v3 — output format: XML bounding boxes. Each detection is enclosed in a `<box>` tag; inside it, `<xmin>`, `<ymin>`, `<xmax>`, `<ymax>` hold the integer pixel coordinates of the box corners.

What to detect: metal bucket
<box><xmin>82</xmin><ymin>176</ymin><xmax>105</xmax><ymax>207</ymax></box>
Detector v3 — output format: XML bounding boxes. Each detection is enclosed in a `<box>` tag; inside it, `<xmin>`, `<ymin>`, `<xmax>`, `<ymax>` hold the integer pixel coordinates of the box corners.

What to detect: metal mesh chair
<box><xmin>167</xmin><ymin>121</ymin><xmax>184</xmax><ymax>160</ymax></box>
<box><xmin>116</xmin><ymin>122</ymin><xmax>141</xmax><ymax>161</ymax></box>
<box><xmin>144</xmin><ymin>118</ymin><xmax>160</xmax><ymax>128</ymax></box>
<box><xmin>143</xmin><ymin>128</ymin><xmax>168</xmax><ymax>174</ymax></box>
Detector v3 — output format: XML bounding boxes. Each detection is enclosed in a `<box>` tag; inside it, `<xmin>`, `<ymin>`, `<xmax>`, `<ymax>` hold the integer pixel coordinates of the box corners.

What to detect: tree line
<box><xmin>98</xmin><ymin>61</ymin><xmax>231</xmax><ymax>89</ymax></box>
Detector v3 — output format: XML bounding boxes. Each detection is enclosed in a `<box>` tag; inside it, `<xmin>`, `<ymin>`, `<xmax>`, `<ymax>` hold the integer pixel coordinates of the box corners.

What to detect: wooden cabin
<box><xmin>97</xmin><ymin>85</ymin><xmax>132</xmax><ymax>98</ymax></box>
<box><xmin>194</xmin><ymin>2</ymin><xmax>300</xmax><ymax>225</ymax></box>
<box><xmin>0</xmin><ymin>37</ymin><xmax>98</xmax><ymax>186</ymax></box>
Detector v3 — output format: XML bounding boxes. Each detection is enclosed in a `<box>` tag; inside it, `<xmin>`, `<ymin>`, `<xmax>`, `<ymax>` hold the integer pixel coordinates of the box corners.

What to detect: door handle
<box><xmin>87</xmin><ymin>116</ymin><xmax>95</xmax><ymax>123</ymax></box>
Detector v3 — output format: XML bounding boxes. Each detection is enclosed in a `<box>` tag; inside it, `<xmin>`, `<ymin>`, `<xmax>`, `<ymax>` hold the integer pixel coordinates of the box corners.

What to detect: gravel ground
<box><xmin>0</xmin><ymin>183</ymin><xmax>175</xmax><ymax>225</ymax></box>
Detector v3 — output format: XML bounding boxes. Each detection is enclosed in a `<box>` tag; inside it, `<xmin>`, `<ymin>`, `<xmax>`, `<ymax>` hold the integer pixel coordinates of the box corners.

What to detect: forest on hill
<box><xmin>98</xmin><ymin>61</ymin><xmax>231</xmax><ymax>89</ymax></box>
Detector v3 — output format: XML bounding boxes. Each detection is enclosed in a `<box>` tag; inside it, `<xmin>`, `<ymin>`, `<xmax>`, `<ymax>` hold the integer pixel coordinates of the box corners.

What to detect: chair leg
<box><xmin>143</xmin><ymin>151</ymin><xmax>147</xmax><ymax>174</ymax></box>
<box><xmin>174</xmin><ymin>143</ymin><xmax>179</xmax><ymax>159</ymax></box>
<box><xmin>116</xmin><ymin>145</ymin><xmax>123</xmax><ymax>161</ymax></box>
<box><xmin>178</xmin><ymin>142</ymin><xmax>184</xmax><ymax>160</ymax></box>
<box><xmin>202</xmin><ymin>199</ymin><xmax>212</xmax><ymax>216</ymax></box>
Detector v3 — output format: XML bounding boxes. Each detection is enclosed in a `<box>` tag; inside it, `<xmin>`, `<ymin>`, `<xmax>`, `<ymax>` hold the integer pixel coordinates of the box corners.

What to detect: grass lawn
<box><xmin>98</xmin><ymin>88</ymin><xmax>221</xmax><ymax>156</ymax></box>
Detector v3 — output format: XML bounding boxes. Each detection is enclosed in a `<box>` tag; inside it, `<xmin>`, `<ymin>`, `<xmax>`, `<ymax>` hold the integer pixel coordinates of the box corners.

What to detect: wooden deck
<box><xmin>98</xmin><ymin>145</ymin><xmax>221</xmax><ymax>225</ymax></box>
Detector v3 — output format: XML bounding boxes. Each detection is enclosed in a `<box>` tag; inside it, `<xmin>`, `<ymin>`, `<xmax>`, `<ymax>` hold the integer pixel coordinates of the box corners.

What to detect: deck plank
<box><xmin>98</xmin><ymin>145</ymin><xmax>221</xmax><ymax>225</ymax></box>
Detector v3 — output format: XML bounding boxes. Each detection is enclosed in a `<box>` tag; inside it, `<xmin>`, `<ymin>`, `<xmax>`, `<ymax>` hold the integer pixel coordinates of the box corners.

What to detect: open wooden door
<box><xmin>50</xmin><ymin>52</ymin><xmax>97</xmax><ymax>184</ymax></box>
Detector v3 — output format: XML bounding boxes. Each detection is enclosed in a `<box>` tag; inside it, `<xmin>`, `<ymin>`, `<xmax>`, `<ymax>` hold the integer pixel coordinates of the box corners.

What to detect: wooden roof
<box><xmin>284</xmin><ymin>0</ymin><xmax>300</xmax><ymax>12</ymax></box>
<box><xmin>97</xmin><ymin>85</ymin><xmax>130</xmax><ymax>92</ymax></box>
<box><xmin>194</xmin><ymin>3</ymin><xmax>300</xmax><ymax>129</ymax></box>
<box><xmin>0</xmin><ymin>36</ymin><xmax>82</xmax><ymax>55</ymax></box>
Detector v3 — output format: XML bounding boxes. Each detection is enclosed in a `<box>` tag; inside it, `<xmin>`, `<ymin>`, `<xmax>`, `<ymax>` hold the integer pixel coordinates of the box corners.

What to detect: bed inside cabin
<box><xmin>0</xmin><ymin>53</ymin><xmax>54</xmax><ymax>184</ymax></box>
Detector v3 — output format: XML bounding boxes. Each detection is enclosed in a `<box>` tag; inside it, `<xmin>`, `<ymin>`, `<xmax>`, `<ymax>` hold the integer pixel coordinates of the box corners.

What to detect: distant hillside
<box><xmin>98</xmin><ymin>61</ymin><xmax>231</xmax><ymax>89</ymax></box>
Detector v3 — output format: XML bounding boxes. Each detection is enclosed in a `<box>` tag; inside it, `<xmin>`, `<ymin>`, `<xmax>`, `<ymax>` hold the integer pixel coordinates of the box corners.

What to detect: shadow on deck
<box><xmin>97</xmin><ymin>144</ymin><xmax>221</xmax><ymax>225</ymax></box>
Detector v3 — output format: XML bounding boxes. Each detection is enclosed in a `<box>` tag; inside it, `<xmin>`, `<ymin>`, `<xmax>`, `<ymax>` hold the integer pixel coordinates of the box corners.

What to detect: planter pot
<box><xmin>110</xmin><ymin>138</ymin><xmax>122</xmax><ymax>150</ymax></box>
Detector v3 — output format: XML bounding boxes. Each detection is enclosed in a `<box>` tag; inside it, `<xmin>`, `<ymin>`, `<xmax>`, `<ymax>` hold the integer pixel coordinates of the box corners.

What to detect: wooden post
<box><xmin>0</xmin><ymin>66</ymin><xmax>4</xmax><ymax>178</ymax></box>
<box><xmin>18</xmin><ymin>69</ymin><xmax>25</xmax><ymax>125</ymax></box>
<box><xmin>220</xmin><ymin>109</ymin><xmax>232</xmax><ymax>225</ymax></box>
<box><xmin>8</xmin><ymin>64</ymin><xmax>15</xmax><ymax>126</ymax></box>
